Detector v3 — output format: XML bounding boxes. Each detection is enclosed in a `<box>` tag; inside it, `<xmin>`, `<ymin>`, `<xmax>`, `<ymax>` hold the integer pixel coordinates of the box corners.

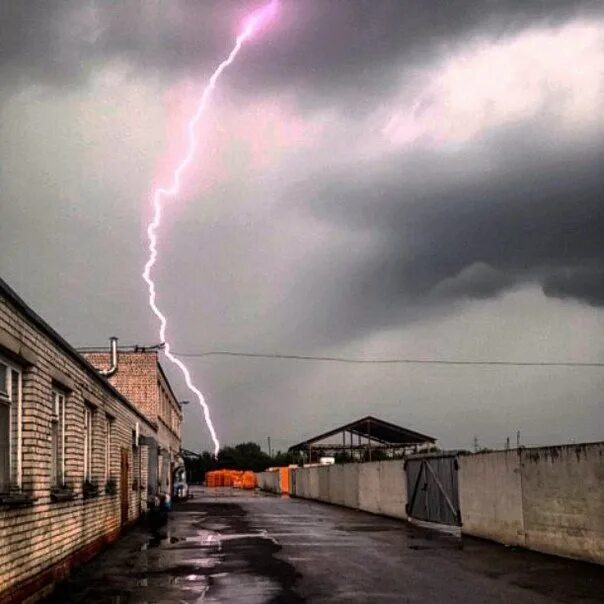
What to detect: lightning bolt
<box><xmin>142</xmin><ymin>1</ymin><xmax>279</xmax><ymax>456</ymax></box>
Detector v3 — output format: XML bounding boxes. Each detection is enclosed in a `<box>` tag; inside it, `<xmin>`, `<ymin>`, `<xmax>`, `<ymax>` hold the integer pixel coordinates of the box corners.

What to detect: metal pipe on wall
<box><xmin>99</xmin><ymin>337</ymin><xmax>119</xmax><ymax>377</ymax></box>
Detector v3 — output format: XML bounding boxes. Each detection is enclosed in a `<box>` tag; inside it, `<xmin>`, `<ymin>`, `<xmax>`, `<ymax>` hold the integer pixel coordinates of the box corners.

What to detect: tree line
<box><xmin>183</xmin><ymin>442</ymin><xmax>301</xmax><ymax>483</ymax></box>
<box><xmin>182</xmin><ymin>442</ymin><xmax>407</xmax><ymax>483</ymax></box>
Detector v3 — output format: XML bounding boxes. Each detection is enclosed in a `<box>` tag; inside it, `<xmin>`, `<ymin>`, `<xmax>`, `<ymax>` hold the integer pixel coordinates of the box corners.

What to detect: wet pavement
<box><xmin>46</xmin><ymin>486</ymin><xmax>604</xmax><ymax>603</ymax></box>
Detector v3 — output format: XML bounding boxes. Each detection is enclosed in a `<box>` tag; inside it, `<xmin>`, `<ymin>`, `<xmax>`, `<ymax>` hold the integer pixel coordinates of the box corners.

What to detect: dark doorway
<box><xmin>120</xmin><ymin>447</ymin><xmax>129</xmax><ymax>525</ymax></box>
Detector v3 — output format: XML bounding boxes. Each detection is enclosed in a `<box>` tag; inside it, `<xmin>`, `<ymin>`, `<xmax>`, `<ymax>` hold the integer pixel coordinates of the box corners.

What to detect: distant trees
<box><xmin>217</xmin><ymin>442</ymin><xmax>271</xmax><ymax>472</ymax></box>
<box><xmin>183</xmin><ymin>443</ymin><xmax>309</xmax><ymax>482</ymax></box>
<box><xmin>269</xmin><ymin>449</ymin><xmax>299</xmax><ymax>467</ymax></box>
<box><xmin>184</xmin><ymin>442</ymin><xmax>274</xmax><ymax>482</ymax></box>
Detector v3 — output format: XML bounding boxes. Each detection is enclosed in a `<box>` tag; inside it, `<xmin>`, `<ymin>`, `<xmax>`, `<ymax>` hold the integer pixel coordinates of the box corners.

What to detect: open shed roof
<box><xmin>288</xmin><ymin>416</ymin><xmax>436</xmax><ymax>451</ymax></box>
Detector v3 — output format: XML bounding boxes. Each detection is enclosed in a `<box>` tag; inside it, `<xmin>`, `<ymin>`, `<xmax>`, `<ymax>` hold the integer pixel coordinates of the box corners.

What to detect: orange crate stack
<box><xmin>242</xmin><ymin>471</ymin><xmax>257</xmax><ymax>490</ymax></box>
<box><xmin>232</xmin><ymin>471</ymin><xmax>244</xmax><ymax>488</ymax></box>
<box><xmin>205</xmin><ymin>469</ymin><xmax>253</xmax><ymax>488</ymax></box>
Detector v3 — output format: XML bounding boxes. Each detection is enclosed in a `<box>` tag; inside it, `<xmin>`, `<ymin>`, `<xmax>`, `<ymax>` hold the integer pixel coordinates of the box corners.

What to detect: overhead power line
<box><xmin>170</xmin><ymin>350</ymin><xmax>604</xmax><ymax>368</ymax></box>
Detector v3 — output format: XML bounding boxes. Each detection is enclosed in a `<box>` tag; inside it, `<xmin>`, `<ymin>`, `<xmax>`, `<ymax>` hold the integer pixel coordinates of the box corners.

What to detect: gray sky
<box><xmin>1</xmin><ymin>1</ymin><xmax>603</xmax><ymax>453</ymax></box>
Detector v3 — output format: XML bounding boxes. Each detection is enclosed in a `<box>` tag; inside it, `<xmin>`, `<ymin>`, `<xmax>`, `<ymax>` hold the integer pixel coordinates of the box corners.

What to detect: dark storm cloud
<box><xmin>1</xmin><ymin>0</ymin><xmax>603</xmax><ymax>453</ymax></box>
<box><xmin>431</xmin><ymin>263</ymin><xmax>515</xmax><ymax>300</ymax></box>
<box><xmin>0</xmin><ymin>1</ymin><xmax>227</xmax><ymax>90</ymax></box>
<box><xmin>2</xmin><ymin>0</ymin><xmax>603</xmax><ymax>104</ymax></box>
<box><xmin>0</xmin><ymin>2</ymin><xmax>82</xmax><ymax>86</ymax></box>
<box><xmin>543</xmin><ymin>268</ymin><xmax>604</xmax><ymax>307</ymax></box>
<box><xmin>294</xmin><ymin>125</ymin><xmax>604</xmax><ymax>337</ymax></box>
<box><xmin>2</xmin><ymin>0</ymin><xmax>602</xmax><ymax>329</ymax></box>
<box><xmin>235</xmin><ymin>0</ymin><xmax>604</xmax><ymax>107</ymax></box>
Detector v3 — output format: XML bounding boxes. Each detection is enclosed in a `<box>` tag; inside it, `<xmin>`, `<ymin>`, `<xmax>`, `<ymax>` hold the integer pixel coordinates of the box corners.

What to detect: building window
<box><xmin>83</xmin><ymin>405</ymin><xmax>93</xmax><ymax>482</ymax></box>
<box><xmin>0</xmin><ymin>357</ymin><xmax>22</xmax><ymax>493</ymax></box>
<box><xmin>105</xmin><ymin>416</ymin><xmax>113</xmax><ymax>481</ymax></box>
<box><xmin>51</xmin><ymin>389</ymin><xmax>66</xmax><ymax>487</ymax></box>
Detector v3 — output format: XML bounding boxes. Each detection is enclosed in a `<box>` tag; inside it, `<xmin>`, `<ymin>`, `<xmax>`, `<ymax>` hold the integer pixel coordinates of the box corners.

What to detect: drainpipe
<box><xmin>99</xmin><ymin>336</ymin><xmax>119</xmax><ymax>377</ymax></box>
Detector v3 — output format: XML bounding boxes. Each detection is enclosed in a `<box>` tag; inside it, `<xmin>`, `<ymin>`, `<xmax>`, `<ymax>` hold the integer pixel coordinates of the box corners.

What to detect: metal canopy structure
<box><xmin>288</xmin><ymin>416</ymin><xmax>436</xmax><ymax>462</ymax></box>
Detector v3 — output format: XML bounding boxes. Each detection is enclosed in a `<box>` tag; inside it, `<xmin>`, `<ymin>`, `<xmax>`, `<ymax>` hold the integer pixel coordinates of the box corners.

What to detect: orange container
<box><xmin>278</xmin><ymin>467</ymin><xmax>290</xmax><ymax>494</ymax></box>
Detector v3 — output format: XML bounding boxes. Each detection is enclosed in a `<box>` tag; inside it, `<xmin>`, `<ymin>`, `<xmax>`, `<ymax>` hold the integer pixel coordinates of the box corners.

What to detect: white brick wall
<box><xmin>0</xmin><ymin>286</ymin><xmax>157</xmax><ymax>599</ymax></box>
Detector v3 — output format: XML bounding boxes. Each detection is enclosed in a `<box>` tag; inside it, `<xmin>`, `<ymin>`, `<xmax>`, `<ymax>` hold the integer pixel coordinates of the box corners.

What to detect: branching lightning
<box><xmin>142</xmin><ymin>1</ymin><xmax>278</xmax><ymax>455</ymax></box>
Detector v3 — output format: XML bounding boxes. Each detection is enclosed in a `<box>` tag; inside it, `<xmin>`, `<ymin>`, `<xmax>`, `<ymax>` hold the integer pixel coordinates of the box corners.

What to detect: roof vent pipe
<box><xmin>99</xmin><ymin>336</ymin><xmax>119</xmax><ymax>377</ymax></box>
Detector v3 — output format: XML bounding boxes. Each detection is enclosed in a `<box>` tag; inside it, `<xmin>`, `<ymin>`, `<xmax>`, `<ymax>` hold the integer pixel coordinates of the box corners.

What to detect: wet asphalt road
<box><xmin>46</xmin><ymin>486</ymin><xmax>604</xmax><ymax>603</ymax></box>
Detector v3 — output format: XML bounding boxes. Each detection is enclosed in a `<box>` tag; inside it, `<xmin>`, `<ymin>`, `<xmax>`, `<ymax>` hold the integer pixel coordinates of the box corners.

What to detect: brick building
<box><xmin>81</xmin><ymin>349</ymin><xmax>183</xmax><ymax>500</ymax></box>
<box><xmin>0</xmin><ymin>277</ymin><xmax>158</xmax><ymax>602</ymax></box>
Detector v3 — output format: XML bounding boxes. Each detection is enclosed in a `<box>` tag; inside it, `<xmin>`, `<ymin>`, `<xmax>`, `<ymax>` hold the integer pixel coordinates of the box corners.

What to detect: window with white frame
<box><xmin>0</xmin><ymin>356</ymin><xmax>22</xmax><ymax>493</ymax></box>
<box><xmin>51</xmin><ymin>389</ymin><xmax>66</xmax><ymax>487</ymax></box>
<box><xmin>83</xmin><ymin>405</ymin><xmax>93</xmax><ymax>482</ymax></box>
<box><xmin>105</xmin><ymin>416</ymin><xmax>113</xmax><ymax>481</ymax></box>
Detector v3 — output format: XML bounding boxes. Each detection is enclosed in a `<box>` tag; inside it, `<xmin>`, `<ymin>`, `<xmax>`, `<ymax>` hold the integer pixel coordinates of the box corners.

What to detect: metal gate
<box><xmin>405</xmin><ymin>454</ymin><xmax>461</xmax><ymax>526</ymax></box>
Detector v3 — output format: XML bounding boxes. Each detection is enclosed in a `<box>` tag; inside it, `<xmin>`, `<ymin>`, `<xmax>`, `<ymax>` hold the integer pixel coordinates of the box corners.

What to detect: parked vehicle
<box><xmin>173</xmin><ymin>464</ymin><xmax>188</xmax><ymax>500</ymax></box>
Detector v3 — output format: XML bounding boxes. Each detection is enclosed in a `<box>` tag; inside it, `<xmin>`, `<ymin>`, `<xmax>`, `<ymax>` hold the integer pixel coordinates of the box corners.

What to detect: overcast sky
<box><xmin>1</xmin><ymin>1</ymin><xmax>603</xmax><ymax>453</ymax></box>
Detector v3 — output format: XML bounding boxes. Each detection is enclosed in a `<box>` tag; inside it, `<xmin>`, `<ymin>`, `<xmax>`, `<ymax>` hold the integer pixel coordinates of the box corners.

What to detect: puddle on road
<box><xmin>335</xmin><ymin>523</ymin><xmax>403</xmax><ymax>533</ymax></box>
<box><xmin>45</xmin><ymin>501</ymin><xmax>302</xmax><ymax>603</ymax></box>
<box><xmin>134</xmin><ymin>503</ymin><xmax>302</xmax><ymax>602</ymax></box>
<box><xmin>194</xmin><ymin>503</ymin><xmax>303</xmax><ymax>602</ymax></box>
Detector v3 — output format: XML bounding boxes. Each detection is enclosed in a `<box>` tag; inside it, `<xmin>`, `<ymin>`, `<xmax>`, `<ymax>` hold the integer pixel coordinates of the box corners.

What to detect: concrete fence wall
<box><xmin>286</xmin><ymin>465</ymin><xmax>360</xmax><ymax>506</ymax></box>
<box><xmin>329</xmin><ymin>464</ymin><xmax>360</xmax><ymax>508</ymax></box>
<box><xmin>258</xmin><ymin>442</ymin><xmax>603</xmax><ymax>565</ymax></box>
<box><xmin>256</xmin><ymin>471</ymin><xmax>280</xmax><ymax>494</ymax></box>
<box><xmin>459</xmin><ymin>443</ymin><xmax>603</xmax><ymax>564</ymax></box>
<box><xmin>520</xmin><ymin>443</ymin><xmax>603</xmax><ymax>564</ymax></box>
<box><xmin>287</xmin><ymin>461</ymin><xmax>406</xmax><ymax>520</ymax></box>
<box><xmin>287</xmin><ymin>465</ymin><xmax>320</xmax><ymax>499</ymax></box>
<box><xmin>358</xmin><ymin>460</ymin><xmax>407</xmax><ymax>519</ymax></box>
<box><xmin>458</xmin><ymin>450</ymin><xmax>525</xmax><ymax>546</ymax></box>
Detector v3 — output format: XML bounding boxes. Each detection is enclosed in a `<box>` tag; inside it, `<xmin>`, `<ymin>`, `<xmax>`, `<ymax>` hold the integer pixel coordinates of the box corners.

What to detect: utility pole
<box><xmin>267</xmin><ymin>436</ymin><xmax>272</xmax><ymax>458</ymax></box>
<box><xmin>516</xmin><ymin>430</ymin><xmax>521</xmax><ymax>449</ymax></box>
<box><xmin>473</xmin><ymin>436</ymin><xmax>479</xmax><ymax>453</ymax></box>
<box><xmin>505</xmin><ymin>436</ymin><xmax>510</xmax><ymax>450</ymax></box>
